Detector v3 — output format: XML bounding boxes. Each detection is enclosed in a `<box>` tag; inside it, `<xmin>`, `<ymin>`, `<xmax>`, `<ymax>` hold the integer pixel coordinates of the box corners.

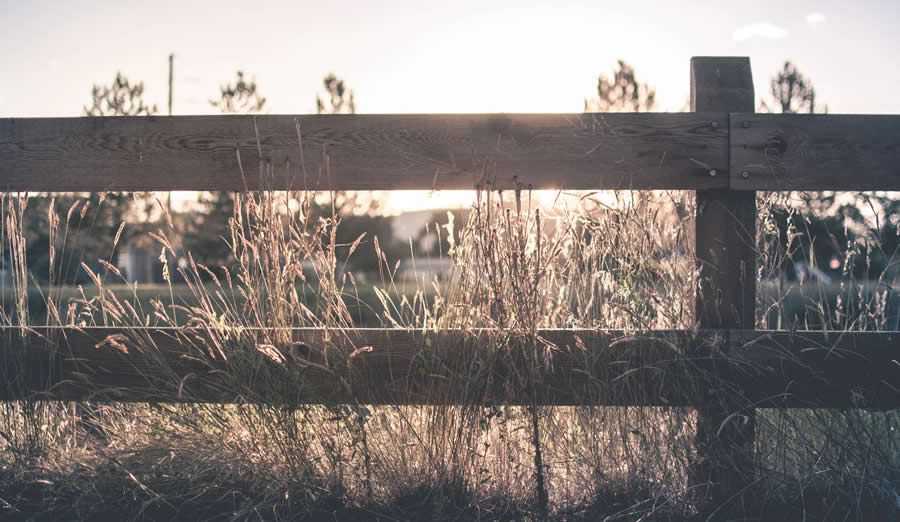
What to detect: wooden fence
<box><xmin>2</xmin><ymin>57</ymin><xmax>899</xmax><ymax>511</ymax></box>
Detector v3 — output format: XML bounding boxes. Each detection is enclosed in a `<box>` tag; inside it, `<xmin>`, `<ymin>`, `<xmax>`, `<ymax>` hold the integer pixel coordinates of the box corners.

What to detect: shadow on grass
<box><xmin>2</xmin><ymin>449</ymin><xmax>895</xmax><ymax>522</ymax></box>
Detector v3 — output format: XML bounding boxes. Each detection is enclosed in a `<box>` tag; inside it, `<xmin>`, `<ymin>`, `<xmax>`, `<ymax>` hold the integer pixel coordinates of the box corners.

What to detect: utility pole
<box><xmin>167</xmin><ymin>53</ymin><xmax>174</xmax><ymax>214</ymax></box>
<box><xmin>168</xmin><ymin>53</ymin><xmax>174</xmax><ymax>116</ymax></box>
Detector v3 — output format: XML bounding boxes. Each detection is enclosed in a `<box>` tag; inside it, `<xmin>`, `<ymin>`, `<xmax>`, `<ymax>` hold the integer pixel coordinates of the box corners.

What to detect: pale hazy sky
<box><xmin>3</xmin><ymin>0</ymin><xmax>899</xmax><ymax>117</ymax></box>
<box><xmin>2</xmin><ymin>0</ymin><xmax>899</xmax><ymax>212</ymax></box>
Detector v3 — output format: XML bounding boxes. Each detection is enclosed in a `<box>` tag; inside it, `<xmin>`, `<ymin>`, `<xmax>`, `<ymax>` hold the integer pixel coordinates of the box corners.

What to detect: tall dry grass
<box><xmin>0</xmin><ymin>151</ymin><xmax>897</xmax><ymax>520</ymax></box>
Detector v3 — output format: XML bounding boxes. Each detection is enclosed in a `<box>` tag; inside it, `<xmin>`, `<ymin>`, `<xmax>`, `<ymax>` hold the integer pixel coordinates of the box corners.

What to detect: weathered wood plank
<box><xmin>0</xmin><ymin>327</ymin><xmax>897</xmax><ymax>409</ymax></box>
<box><xmin>0</xmin><ymin>113</ymin><xmax>729</xmax><ymax>192</ymax></box>
<box><xmin>730</xmin><ymin>113</ymin><xmax>900</xmax><ymax>190</ymax></box>
<box><xmin>0</xmin><ymin>327</ymin><xmax>702</xmax><ymax>405</ymax></box>
<box><xmin>691</xmin><ymin>56</ymin><xmax>758</xmax><ymax>512</ymax></box>
<box><xmin>730</xmin><ymin>330</ymin><xmax>900</xmax><ymax>409</ymax></box>
<box><xmin>692</xmin><ymin>58</ymin><xmax>758</xmax><ymax>331</ymax></box>
<box><xmin>5</xmin><ymin>113</ymin><xmax>900</xmax><ymax>193</ymax></box>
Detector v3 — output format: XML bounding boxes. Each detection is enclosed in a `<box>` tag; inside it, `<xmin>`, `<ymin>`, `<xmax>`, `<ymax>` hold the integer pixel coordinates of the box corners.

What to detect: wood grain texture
<box><xmin>730</xmin><ymin>330</ymin><xmax>900</xmax><ymax>409</ymax></box>
<box><xmin>0</xmin><ymin>113</ymin><xmax>729</xmax><ymax>192</ymax></box>
<box><xmin>692</xmin><ymin>57</ymin><xmax>757</xmax><ymax>331</ymax></box>
<box><xmin>690</xmin><ymin>57</ymin><xmax>755</xmax><ymax>114</ymax></box>
<box><xmin>691</xmin><ymin>56</ymin><xmax>757</xmax><ymax>511</ymax></box>
<box><xmin>731</xmin><ymin>113</ymin><xmax>900</xmax><ymax>190</ymax></box>
<box><xmin>0</xmin><ymin>327</ymin><xmax>897</xmax><ymax>409</ymax></box>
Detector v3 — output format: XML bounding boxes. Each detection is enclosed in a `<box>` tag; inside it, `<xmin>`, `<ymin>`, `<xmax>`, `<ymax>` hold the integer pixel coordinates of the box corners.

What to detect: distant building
<box><xmin>397</xmin><ymin>257</ymin><xmax>454</xmax><ymax>283</ymax></box>
<box><xmin>389</xmin><ymin>209</ymin><xmax>466</xmax><ymax>282</ymax></box>
<box><xmin>116</xmin><ymin>231</ymin><xmax>181</xmax><ymax>284</ymax></box>
<box><xmin>117</xmin><ymin>241</ymin><xmax>156</xmax><ymax>283</ymax></box>
<box><xmin>390</xmin><ymin>210</ymin><xmax>440</xmax><ymax>253</ymax></box>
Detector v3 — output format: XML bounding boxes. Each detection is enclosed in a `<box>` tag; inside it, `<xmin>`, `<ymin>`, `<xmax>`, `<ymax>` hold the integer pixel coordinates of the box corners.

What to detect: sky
<box><xmin>3</xmin><ymin>0</ymin><xmax>899</xmax><ymax>211</ymax></box>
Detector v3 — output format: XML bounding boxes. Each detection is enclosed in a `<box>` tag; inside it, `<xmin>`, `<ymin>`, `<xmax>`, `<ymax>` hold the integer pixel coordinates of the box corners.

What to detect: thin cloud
<box><xmin>733</xmin><ymin>22</ymin><xmax>789</xmax><ymax>41</ymax></box>
<box><xmin>806</xmin><ymin>12</ymin><xmax>826</xmax><ymax>26</ymax></box>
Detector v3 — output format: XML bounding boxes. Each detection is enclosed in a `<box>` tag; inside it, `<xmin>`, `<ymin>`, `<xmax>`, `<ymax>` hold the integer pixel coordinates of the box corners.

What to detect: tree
<box><xmin>21</xmin><ymin>74</ymin><xmax>158</xmax><ymax>286</ymax></box>
<box><xmin>760</xmin><ymin>61</ymin><xmax>824</xmax><ymax>114</ymax></box>
<box><xmin>316</xmin><ymin>73</ymin><xmax>356</xmax><ymax>115</ymax></box>
<box><xmin>585</xmin><ymin>60</ymin><xmax>656</xmax><ymax>112</ymax></box>
<box><xmin>79</xmin><ymin>73</ymin><xmax>158</xmax><ymax>280</ymax></box>
<box><xmin>185</xmin><ymin>71</ymin><xmax>393</xmax><ymax>277</ymax></box>
<box><xmin>312</xmin><ymin>73</ymin><xmax>379</xmax><ymax>216</ymax></box>
<box><xmin>758</xmin><ymin>62</ymin><xmax>900</xmax><ymax>289</ymax></box>
<box><xmin>184</xmin><ymin>71</ymin><xmax>268</xmax><ymax>276</ymax></box>
<box><xmin>759</xmin><ymin>62</ymin><xmax>834</xmax><ymax>279</ymax></box>
<box><xmin>84</xmin><ymin>72</ymin><xmax>158</xmax><ymax>116</ymax></box>
<box><xmin>210</xmin><ymin>70</ymin><xmax>266</xmax><ymax>113</ymax></box>
<box><xmin>312</xmin><ymin>73</ymin><xmax>398</xmax><ymax>270</ymax></box>
<box><xmin>584</xmin><ymin>60</ymin><xmax>661</xmax><ymax>221</ymax></box>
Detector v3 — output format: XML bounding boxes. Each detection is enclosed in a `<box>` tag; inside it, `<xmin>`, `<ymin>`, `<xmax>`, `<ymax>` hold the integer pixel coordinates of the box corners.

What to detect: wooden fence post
<box><xmin>690</xmin><ymin>57</ymin><xmax>757</xmax><ymax>512</ymax></box>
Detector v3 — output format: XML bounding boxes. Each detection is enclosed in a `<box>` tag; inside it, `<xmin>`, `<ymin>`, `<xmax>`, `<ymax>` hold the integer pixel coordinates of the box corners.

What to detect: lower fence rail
<box><xmin>0</xmin><ymin>327</ymin><xmax>896</xmax><ymax>409</ymax></box>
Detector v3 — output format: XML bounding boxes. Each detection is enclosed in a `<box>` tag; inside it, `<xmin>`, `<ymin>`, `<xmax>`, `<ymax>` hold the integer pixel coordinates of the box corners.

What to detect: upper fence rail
<box><xmin>2</xmin><ymin>112</ymin><xmax>898</xmax><ymax>192</ymax></box>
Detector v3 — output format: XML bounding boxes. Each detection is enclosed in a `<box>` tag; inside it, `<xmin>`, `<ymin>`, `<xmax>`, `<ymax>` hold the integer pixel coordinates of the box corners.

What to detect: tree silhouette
<box><xmin>585</xmin><ymin>60</ymin><xmax>656</xmax><ymax>112</ymax></box>
<box><xmin>758</xmin><ymin>62</ymin><xmax>900</xmax><ymax>296</ymax></box>
<box><xmin>316</xmin><ymin>73</ymin><xmax>356</xmax><ymax>114</ymax></box>
<box><xmin>84</xmin><ymin>72</ymin><xmax>158</xmax><ymax>116</ymax></box>
<box><xmin>21</xmin><ymin>74</ymin><xmax>157</xmax><ymax>284</ymax></box>
<box><xmin>80</xmin><ymin>73</ymin><xmax>157</xmax><ymax>281</ymax></box>
<box><xmin>187</xmin><ymin>71</ymin><xmax>268</xmax><ymax>276</ymax></box>
<box><xmin>210</xmin><ymin>71</ymin><xmax>266</xmax><ymax>113</ymax></box>
<box><xmin>312</xmin><ymin>73</ymin><xmax>376</xmax><ymax>215</ymax></box>
<box><xmin>760</xmin><ymin>61</ymin><xmax>825</xmax><ymax>114</ymax></box>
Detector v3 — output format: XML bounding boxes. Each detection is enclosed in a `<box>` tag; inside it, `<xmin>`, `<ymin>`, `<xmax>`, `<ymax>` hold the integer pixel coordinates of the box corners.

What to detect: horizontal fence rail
<box><xmin>1</xmin><ymin>113</ymin><xmax>729</xmax><ymax>191</ymax></box>
<box><xmin>732</xmin><ymin>114</ymin><xmax>900</xmax><ymax>190</ymax></box>
<box><xmin>2</xmin><ymin>113</ymin><xmax>899</xmax><ymax>192</ymax></box>
<box><xmin>0</xmin><ymin>327</ymin><xmax>897</xmax><ymax>409</ymax></box>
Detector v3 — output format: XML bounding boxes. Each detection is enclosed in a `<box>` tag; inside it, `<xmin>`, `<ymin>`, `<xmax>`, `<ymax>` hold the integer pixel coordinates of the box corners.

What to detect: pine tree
<box><xmin>585</xmin><ymin>60</ymin><xmax>656</xmax><ymax>112</ymax></box>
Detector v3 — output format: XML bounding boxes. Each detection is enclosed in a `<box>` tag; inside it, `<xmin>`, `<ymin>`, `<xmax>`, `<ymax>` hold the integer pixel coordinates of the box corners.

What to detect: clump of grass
<box><xmin>757</xmin><ymin>190</ymin><xmax>900</xmax><ymax>331</ymax></box>
<box><xmin>371</xmin><ymin>187</ymin><xmax>699</xmax><ymax>517</ymax></box>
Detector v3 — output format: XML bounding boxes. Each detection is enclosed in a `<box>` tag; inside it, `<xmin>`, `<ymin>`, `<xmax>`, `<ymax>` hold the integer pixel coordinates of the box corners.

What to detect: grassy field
<box><xmin>0</xmin><ymin>283</ymin><xmax>402</xmax><ymax>327</ymax></box>
<box><xmin>1</xmin><ymin>189</ymin><xmax>898</xmax><ymax>521</ymax></box>
<box><xmin>5</xmin><ymin>278</ymin><xmax>898</xmax><ymax>330</ymax></box>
